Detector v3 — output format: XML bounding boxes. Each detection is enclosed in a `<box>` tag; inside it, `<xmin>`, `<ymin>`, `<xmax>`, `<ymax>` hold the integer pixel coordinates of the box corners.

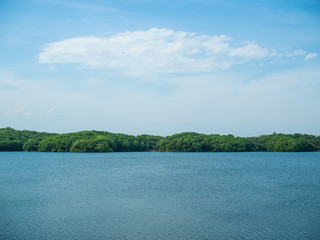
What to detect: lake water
<box><xmin>0</xmin><ymin>152</ymin><xmax>320</xmax><ymax>239</ymax></box>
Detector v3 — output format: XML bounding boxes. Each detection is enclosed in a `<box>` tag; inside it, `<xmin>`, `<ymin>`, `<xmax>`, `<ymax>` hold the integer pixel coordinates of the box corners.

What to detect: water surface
<box><xmin>1</xmin><ymin>152</ymin><xmax>319</xmax><ymax>239</ymax></box>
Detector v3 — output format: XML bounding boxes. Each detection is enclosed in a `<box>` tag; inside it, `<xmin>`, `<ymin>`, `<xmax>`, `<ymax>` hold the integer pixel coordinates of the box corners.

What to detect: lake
<box><xmin>0</xmin><ymin>152</ymin><xmax>320</xmax><ymax>239</ymax></box>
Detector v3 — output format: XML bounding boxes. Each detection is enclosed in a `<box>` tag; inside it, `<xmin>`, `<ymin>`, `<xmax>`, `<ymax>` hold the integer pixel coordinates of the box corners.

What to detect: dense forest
<box><xmin>0</xmin><ymin>127</ymin><xmax>320</xmax><ymax>152</ymax></box>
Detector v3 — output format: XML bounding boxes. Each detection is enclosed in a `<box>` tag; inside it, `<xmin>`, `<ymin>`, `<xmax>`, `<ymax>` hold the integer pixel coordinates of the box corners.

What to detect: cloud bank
<box><xmin>1</xmin><ymin>67</ymin><xmax>319</xmax><ymax>136</ymax></box>
<box><xmin>38</xmin><ymin>28</ymin><xmax>294</xmax><ymax>75</ymax></box>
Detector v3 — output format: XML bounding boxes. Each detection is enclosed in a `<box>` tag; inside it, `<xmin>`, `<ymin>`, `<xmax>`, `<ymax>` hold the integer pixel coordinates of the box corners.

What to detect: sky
<box><xmin>0</xmin><ymin>0</ymin><xmax>319</xmax><ymax>136</ymax></box>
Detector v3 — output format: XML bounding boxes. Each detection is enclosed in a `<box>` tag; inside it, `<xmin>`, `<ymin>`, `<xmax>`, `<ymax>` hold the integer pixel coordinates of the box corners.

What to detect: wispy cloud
<box><xmin>286</xmin><ymin>49</ymin><xmax>307</xmax><ymax>57</ymax></box>
<box><xmin>47</xmin><ymin>108</ymin><xmax>66</xmax><ymax>118</ymax></box>
<box><xmin>13</xmin><ymin>105</ymin><xmax>32</xmax><ymax>117</ymax></box>
<box><xmin>305</xmin><ymin>53</ymin><xmax>317</xmax><ymax>61</ymax></box>
<box><xmin>40</xmin><ymin>28</ymin><xmax>292</xmax><ymax>75</ymax></box>
<box><xmin>285</xmin><ymin>49</ymin><xmax>318</xmax><ymax>61</ymax></box>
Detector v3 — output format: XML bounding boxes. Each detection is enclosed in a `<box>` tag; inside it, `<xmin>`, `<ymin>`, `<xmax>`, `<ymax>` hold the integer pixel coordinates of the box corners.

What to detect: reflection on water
<box><xmin>1</xmin><ymin>152</ymin><xmax>320</xmax><ymax>239</ymax></box>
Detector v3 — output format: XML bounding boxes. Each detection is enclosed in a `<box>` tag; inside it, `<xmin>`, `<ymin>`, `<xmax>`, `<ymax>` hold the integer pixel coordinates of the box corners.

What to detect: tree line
<box><xmin>0</xmin><ymin>127</ymin><xmax>320</xmax><ymax>152</ymax></box>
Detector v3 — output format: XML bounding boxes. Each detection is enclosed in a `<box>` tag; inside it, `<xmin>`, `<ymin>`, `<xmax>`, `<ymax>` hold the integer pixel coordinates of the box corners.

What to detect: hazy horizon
<box><xmin>1</xmin><ymin>0</ymin><xmax>319</xmax><ymax>137</ymax></box>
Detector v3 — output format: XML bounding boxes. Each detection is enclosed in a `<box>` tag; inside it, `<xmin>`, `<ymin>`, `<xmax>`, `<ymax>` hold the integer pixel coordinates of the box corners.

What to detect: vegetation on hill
<box><xmin>155</xmin><ymin>132</ymin><xmax>320</xmax><ymax>152</ymax></box>
<box><xmin>0</xmin><ymin>127</ymin><xmax>319</xmax><ymax>152</ymax></box>
<box><xmin>0</xmin><ymin>127</ymin><xmax>56</xmax><ymax>151</ymax></box>
<box><xmin>37</xmin><ymin>131</ymin><xmax>162</xmax><ymax>153</ymax></box>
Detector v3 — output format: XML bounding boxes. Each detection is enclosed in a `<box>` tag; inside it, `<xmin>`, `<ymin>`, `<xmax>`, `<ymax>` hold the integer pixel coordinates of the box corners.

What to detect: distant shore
<box><xmin>1</xmin><ymin>127</ymin><xmax>319</xmax><ymax>153</ymax></box>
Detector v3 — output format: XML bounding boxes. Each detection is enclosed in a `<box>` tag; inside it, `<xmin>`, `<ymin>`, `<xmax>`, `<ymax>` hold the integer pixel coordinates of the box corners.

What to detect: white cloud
<box><xmin>39</xmin><ymin>28</ymin><xmax>273</xmax><ymax>75</ymax></box>
<box><xmin>229</xmin><ymin>43</ymin><xmax>269</xmax><ymax>59</ymax></box>
<box><xmin>285</xmin><ymin>49</ymin><xmax>318</xmax><ymax>61</ymax></box>
<box><xmin>305</xmin><ymin>53</ymin><xmax>317</xmax><ymax>60</ymax></box>
<box><xmin>286</xmin><ymin>49</ymin><xmax>307</xmax><ymax>57</ymax></box>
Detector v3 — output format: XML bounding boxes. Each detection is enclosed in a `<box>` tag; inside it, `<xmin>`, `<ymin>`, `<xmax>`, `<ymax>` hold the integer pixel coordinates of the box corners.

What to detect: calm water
<box><xmin>0</xmin><ymin>152</ymin><xmax>320</xmax><ymax>240</ymax></box>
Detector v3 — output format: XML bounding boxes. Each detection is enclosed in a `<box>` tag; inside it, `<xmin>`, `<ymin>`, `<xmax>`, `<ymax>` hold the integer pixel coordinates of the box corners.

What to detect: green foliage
<box><xmin>155</xmin><ymin>133</ymin><xmax>254</xmax><ymax>152</ymax></box>
<box><xmin>0</xmin><ymin>127</ymin><xmax>55</xmax><ymax>151</ymax></box>
<box><xmin>70</xmin><ymin>137</ymin><xmax>115</xmax><ymax>153</ymax></box>
<box><xmin>36</xmin><ymin>131</ymin><xmax>163</xmax><ymax>152</ymax></box>
<box><xmin>0</xmin><ymin>140</ymin><xmax>23</xmax><ymax>151</ymax></box>
<box><xmin>23</xmin><ymin>139</ymin><xmax>42</xmax><ymax>152</ymax></box>
<box><xmin>1</xmin><ymin>128</ymin><xmax>319</xmax><ymax>152</ymax></box>
<box><xmin>136</xmin><ymin>134</ymin><xmax>163</xmax><ymax>151</ymax></box>
<box><xmin>249</xmin><ymin>133</ymin><xmax>319</xmax><ymax>152</ymax></box>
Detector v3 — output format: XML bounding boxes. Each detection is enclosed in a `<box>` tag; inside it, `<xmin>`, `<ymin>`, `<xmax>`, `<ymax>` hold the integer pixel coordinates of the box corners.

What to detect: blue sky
<box><xmin>0</xmin><ymin>0</ymin><xmax>319</xmax><ymax>136</ymax></box>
